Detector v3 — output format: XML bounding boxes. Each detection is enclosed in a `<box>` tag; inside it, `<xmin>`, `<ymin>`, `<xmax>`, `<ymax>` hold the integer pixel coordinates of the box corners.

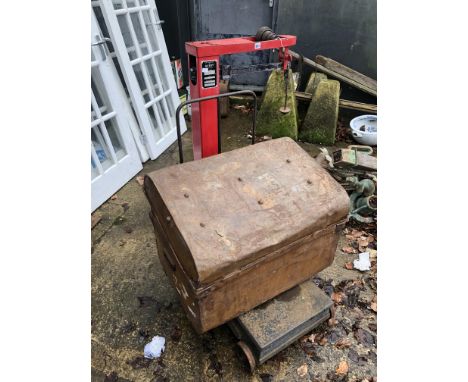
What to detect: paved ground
<box><xmin>91</xmin><ymin>106</ymin><xmax>377</xmax><ymax>382</ymax></box>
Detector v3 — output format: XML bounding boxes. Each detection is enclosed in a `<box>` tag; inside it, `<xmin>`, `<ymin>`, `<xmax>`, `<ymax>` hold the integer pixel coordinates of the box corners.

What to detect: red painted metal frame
<box><xmin>186</xmin><ymin>35</ymin><xmax>296</xmax><ymax>160</ymax></box>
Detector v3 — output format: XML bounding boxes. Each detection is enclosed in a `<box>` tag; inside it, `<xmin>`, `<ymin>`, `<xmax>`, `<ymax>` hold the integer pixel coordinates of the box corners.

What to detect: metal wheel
<box><xmin>237</xmin><ymin>341</ymin><xmax>256</xmax><ymax>373</ymax></box>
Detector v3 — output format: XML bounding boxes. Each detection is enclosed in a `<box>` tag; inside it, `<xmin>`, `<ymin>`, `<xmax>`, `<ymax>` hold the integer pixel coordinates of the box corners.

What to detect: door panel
<box><xmin>91</xmin><ymin>12</ymin><xmax>143</xmax><ymax>212</ymax></box>
<box><xmin>98</xmin><ymin>0</ymin><xmax>187</xmax><ymax>160</ymax></box>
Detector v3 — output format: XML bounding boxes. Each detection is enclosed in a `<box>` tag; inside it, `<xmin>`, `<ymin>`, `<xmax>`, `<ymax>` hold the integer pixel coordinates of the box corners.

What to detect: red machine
<box><xmin>185</xmin><ymin>32</ymin><xmax>296</xmax><ymax>160</ymax></box>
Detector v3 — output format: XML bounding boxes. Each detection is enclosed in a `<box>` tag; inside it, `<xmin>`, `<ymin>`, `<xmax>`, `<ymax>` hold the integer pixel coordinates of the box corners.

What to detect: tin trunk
<box><xmin>144</xmin><ymin>137</ymin><xmax>349</xmax><ymax>333</ymax></box>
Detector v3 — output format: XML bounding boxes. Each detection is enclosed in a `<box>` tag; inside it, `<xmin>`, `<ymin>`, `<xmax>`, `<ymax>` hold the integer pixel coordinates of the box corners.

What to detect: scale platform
<box><xmin>228</xmin><ymin>279</ymin><xmax>333</xmax><ymax>371</ymax></box>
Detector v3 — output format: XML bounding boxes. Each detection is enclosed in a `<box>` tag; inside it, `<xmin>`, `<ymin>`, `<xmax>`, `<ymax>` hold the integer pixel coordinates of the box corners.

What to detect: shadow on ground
<box><xmin>91</xmin><ymin>107</ymin><xmax>377</xmax><ymax>382</ymax></box>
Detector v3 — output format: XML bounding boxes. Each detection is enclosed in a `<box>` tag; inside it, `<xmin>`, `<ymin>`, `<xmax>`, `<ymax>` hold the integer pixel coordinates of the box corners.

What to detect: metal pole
<box><xmin>176</xmin><ymin>90</ymin><xmax>257</xmax><ymax>164</ymax></box>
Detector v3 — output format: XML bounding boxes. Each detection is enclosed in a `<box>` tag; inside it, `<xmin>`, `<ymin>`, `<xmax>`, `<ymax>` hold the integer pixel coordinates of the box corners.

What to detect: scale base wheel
<box><xmin>237</xmin><ymin>341</ymin><xmax>256</xmax><ymax>372</ymax></box>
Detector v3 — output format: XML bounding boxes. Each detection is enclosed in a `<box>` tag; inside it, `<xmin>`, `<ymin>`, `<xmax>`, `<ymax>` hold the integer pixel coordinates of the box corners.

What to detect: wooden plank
<box><xmin>290</xmin><ymin>50</ymin><xmax>377</xmax><ymax>97</ymax></box>
<box><xmin>295</xmin><ymin>91</ymin><xmax>377</xmax><ymax>114</ymax></box>
<box><xmin>339</xmin><ymin>99</ymin><xmax>377</xmax><ymax>114</ymax></box>
<box><xmin>315</xmin><ymin>55</ymin><xmax>377</xmax><ymax>94</ymax></box>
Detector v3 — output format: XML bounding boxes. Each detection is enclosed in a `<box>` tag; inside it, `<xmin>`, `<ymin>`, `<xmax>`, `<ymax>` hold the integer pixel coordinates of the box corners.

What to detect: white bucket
<box><xmin>350</xmin><ymin>115</ymin><xmax>377</xmax><ymax>146</ymax></box>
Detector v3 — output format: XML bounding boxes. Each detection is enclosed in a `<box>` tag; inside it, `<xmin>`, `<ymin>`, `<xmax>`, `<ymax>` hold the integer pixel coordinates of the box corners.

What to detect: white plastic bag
<box><xmin>353</xmin><ymin>252</ymin><xmax>371</xmax><ymax>271</ymax></box>
<box><xmin>144</xmin><ymin>336</ymin><xmax>165</xmax><ymax>359</ymax></box>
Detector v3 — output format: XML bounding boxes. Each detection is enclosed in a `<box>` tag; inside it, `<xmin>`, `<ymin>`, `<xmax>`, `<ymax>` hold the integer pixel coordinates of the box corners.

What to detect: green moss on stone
<box><xmin>256</xmin><ymin>69</ymin><xmax>298</xmax><ymax>140</ymax></box>
<box><xmin>299</xmin><ymin>79</ymin><xmax>340</xmax><ymax>145</ymax></box>
<box><xmin>305</xmin><ymin>72</ymin><xmax>327</xmax><ymax>95</ymax></box>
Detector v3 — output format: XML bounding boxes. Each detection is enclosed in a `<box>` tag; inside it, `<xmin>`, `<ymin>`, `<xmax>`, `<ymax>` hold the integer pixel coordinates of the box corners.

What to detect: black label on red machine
<box><xmin>201</xmin><ymin>60</ymin><xmax>217</xmax><ymax>89</ymax></box>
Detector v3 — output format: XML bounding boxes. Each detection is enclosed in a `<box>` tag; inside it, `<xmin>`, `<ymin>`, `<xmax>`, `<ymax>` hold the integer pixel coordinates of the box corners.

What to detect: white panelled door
<box><xmin>91</xmin><ymin>12</ymin><xmax>143</xmax><ymax>212</ymax></box>
<box><xmin>99</xmin><ymin>0</ymin><xmax>187</xmax><ymax>160</ymax></box>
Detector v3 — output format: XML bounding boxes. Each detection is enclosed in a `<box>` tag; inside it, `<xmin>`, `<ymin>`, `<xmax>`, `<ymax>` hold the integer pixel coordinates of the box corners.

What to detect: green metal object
<box><xmin>349</xmin><ymin>179</ymin><xmax>377</xmax><ymax>223</ymax></box>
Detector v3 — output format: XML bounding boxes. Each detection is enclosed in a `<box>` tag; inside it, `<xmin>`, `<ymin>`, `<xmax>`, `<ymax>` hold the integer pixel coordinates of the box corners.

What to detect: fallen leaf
<box><xmin>344</xmin><ymin>262</ymin><xmax>354</xmax><ymax>270</ymax></box>
<box><xmin>327</xmin><ymin>331</ymin><xmax>341</xmax><ymax>344</ymax></box>
<box><xmin>354</xmin><ymin>328</ymin><xmax>375</xmax><ymax>347</ymax></box>
<box><xmin>310</xmin><ymin>352</ymin><xmax>324</xmax><ymax>363</ymax></box>
<box><xmin>342</xmin><ymin>246</ymin><xmax>357</xmax><ymax>254</ymax></box>
<box><xmin>136</xmin><ymin>176</ymin><xmax>144</xmax><ymax>186</ymax></box>
<box><xmin>332</xmin><ymin>292</ymin><xmax>345</xmax><ymax>304</ymax></box>
<box><xmin>308</xmin><ymin>333</ymin><xmax>317</xmax><ymax>343</ymax></box>
<box><xmin>367</xmin><ymin>350</ymin><xmax>377</xmax><ymax>363</ymax></box>
<box><xmin>111</xmin><ymin>194</ymin><xmax>118</xmax><ymax>200</ymax></box>
<box><xmin>336</xmin><ymin>360</ymin><xmax>349</xmax><ymax>375</ymax></box>
<box><xmin>368</xmin><ymin>249</ymin><xmax>377</xmax><ymax>259</ymax></box>
<box><xmin>370</xmin><ymin>295</ymin><xmax>377</xmax><ymax>312</ymax></box>
<box><xmin>348</xmin><ymin>349</ymin><xmax>368</xmax><ymax>366</ymax></box>
<box><xmin>358</xmin><ymin>237</ymin><xmax>369</xmax><ymax>247</ymax></box>
<box><xmin>104</xmin><ymin>372</ymin><xmax>118</xmax><ymax>382</ymax></box>
<box><xmin>259</xmin><ymin>374</ymin><xmax>273</xmax><ymax>382</ymax></box>
<box><xmin>297</xmin><ymin>363</ymin><xmax>308</xmax><ymax>378</ymax></box>
<box><xmin>91</xmin><ymin>214</ymin><xmax>101</xmax><ymax>229</ymax></box>
<box><xmin>170</xmin><ymin>325</ymin><xmax>182</xmax><ymax>342</ymax></box>
<box><xmin>300</xmin><ymin>340</ymin><xmax>315</xmax><ymax>355</ymax></box>
<box><xmin>127</xmin><ymin>356</ymin><xmax>152</xmax><ymax>369</ymax></box>
<box><xmin>137</xmin><ymin>296</ymin><xmax>161</xmax><ymax>311</ymax></box>
<box><xmin>335</xmin><ymin>338</ymin><xmax>352</xmax><ymax>349</ymax></box>
<box><xmin>319</xmin><ymin>336</ymin><xmax>328</xmax><ymax>346</ymax></box>
<box><xmin>350</xmin><ymin>229</ymin><xmax>365</xmax><ymax>238</ymax></box>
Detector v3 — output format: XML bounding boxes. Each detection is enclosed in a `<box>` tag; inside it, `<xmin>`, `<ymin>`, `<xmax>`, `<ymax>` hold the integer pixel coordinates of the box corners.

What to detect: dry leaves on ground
<box><xmin>335</xmin><ymin>337</ymin><xmax>352</xmax><ymax>349</ymax></box>
<box><xmin>354</xmin><ymin>328</ymin><xmax>375</xmax><ymax>347</ymax></box>
<box><xmin>370</xmin><ymin>295</ymin><xmax>377</xmax><ymax>312</ymax></box>
<box><xmin>343</xmin><ymin>228</ymin><xmax>377</xmax><ymax>254</ymax></box>
<box><xmin>136</xmin><ymin>176</ymin><xmax>144</xmax><ymax>186</ymax></box>
<box><xmin>297</xmin><ymin>363</ymin><xmax>308</xmax><ymax>378</ymax></box>
<box><xmin>342</xmin><ymin>246</ymin><xmax>357</xmax><ymax>254</ymax></box>
<box><xmin>344</xmin><ymin>262</ymin><xmax>354</xmax><ymax>270</ymax></box>
<box><xmin>332</xmin><ymin>292</ymin><xmax>345</xmax><ymax>304</ymax></box>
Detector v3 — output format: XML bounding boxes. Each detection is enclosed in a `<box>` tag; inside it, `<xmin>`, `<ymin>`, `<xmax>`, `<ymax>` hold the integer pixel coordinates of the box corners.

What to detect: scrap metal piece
<box><xmin>332</xmin><ymin>145</ymin><xmax>376</xmax><ymax>171</ymax></box>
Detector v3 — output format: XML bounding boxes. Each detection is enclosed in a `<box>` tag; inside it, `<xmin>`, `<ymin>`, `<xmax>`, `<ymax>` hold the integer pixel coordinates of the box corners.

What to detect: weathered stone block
<box><xmin>256</xmin><ymin>69</ymin><xmax>298</xmax><ymax>140</ymax></box>
<box><xmin>300</xmin><ymin>78</ymin><xmax>340</xmax><ymax>145</ymax></box>
<box><xmin>305</xmin><ymin>72</ymin><xmax>327</xmax><ymax>95</ymax></box>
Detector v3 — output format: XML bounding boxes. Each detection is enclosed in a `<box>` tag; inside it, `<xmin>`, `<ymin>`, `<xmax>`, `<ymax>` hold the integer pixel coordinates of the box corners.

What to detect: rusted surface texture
<box><xmin>237</xmin><ymin>280</ymin><xmax>332</xmax><ymax>348</ymax></box>
<box><xmin>153</xmin><ymin>206</ymin><xmax>340</xmax><ymax>332</ymax></box>
<box><xmin>145</xmin><ymin>137</ymin><xmax>349</xmax><ymax>285</ymax></box>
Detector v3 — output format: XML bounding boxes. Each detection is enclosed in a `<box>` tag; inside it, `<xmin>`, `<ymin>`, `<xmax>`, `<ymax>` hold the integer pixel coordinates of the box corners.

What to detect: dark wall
<box><xmin>182</xmin><ymin>0</ymin><xmax>376</xmax><ymax>90</ymax></box>
<box><xmin>155</xmin><ymin>0</ymin><xmax>191</xmax><ymax>87</ymax></box>
<box><xmin>276</xmin><ymin>0</ymin><xmax>377</xmax><ymax>80</ymax></box>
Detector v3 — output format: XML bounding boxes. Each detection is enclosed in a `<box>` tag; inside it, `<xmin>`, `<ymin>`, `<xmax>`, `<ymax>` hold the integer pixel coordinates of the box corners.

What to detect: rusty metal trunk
<box><xmin>144</xmin><ymin>137</ymin><xmax>349</xmax><ymax>333</ymax></box>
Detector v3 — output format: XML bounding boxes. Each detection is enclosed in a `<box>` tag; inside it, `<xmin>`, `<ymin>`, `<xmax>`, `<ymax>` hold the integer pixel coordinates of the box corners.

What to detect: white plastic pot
<box><xmin>350</xmin><ymin>115</ymin><xmax>377</xmax><ymax>146</ymax></box>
